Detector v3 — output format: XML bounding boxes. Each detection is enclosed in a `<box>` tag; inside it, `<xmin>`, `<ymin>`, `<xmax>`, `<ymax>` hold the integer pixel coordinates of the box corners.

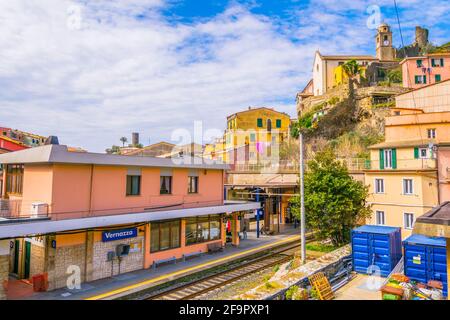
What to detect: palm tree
<box><xmin>120</xmin><ymin>136</ymin><xmax>128</xmax><ymax>147</ymax></box>
<box><xmin>342</xmin><ymin>60</ymin><xmax>363</xmax><ymax>100</ymax></box>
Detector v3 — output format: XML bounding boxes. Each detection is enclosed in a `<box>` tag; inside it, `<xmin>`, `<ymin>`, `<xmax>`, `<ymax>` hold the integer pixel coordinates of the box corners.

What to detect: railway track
<box><xmin>144</xmin><ymin>241</ymin><xmax>306</xmax><ymax>300</ymax></box>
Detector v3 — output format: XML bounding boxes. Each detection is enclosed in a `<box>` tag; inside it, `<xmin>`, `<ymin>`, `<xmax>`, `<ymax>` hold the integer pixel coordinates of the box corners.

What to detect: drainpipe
<box><xmin>256</xmin><ymin>189</ymin><xmax>260</xmax><ymax>238</ymax></box>
<box><xmin>436</xmin><ymin>146</ymin><xmax>441</xmax><ymax>204</ymax></box>
<box><xmin>88</xmin><ymin>164</ymin><xmax>94</xmax><ymax>216</ymax></box>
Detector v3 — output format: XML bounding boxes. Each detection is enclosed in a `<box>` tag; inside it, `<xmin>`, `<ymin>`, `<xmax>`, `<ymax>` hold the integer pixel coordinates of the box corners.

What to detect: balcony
<box><xmin>0</xmin><ymin>199</ymin><xmax>50</xmax><ymax>224</ymax></box>
<box><xmin>365</xmin><ymin>158</ymin><xmax>437</xmax><ymax>171</ymax></box>
<box><xmin>228</xmin><ymin>160</ymin><xmax>299</xmax><ymax>174</ymax></box>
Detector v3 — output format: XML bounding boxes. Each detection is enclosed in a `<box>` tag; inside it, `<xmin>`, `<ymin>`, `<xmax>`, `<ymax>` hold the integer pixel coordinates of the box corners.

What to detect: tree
<box><xmin>120</xmin><ymin>136</ymin><xmax>128</xmax><ymax>147</ymax></box>
<box><xmin>289</xmin><ymin>149</ymin><xmax>371</xmax><ymax>247</ymax></box>
<box><xmin>105</xmin><ymin>145</ymin><xmax>121</xmax><ymax>154</ymax></box>
<box><xmin>385</xmin><ymin>69</ymin><xmax>402</xmax><ymax>86</ymax></box>
<box><xmin>342</xmin><ymin>59</ymin><xmax>363</xmax><ymax>100</ymax></box>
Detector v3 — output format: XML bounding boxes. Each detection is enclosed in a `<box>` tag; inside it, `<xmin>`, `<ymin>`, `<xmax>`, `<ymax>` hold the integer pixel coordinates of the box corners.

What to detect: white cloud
<box><xmin>0</xmin><ymin>0</ymin><xmax>448</xmax><ymax>151</ymax></box>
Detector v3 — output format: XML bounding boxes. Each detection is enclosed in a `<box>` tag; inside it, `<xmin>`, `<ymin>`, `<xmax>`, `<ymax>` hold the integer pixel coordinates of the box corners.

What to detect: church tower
<box><xmin>376</xmin><ymin>23</ymin><xmax>396</xmax><ymax>61</ymax></box>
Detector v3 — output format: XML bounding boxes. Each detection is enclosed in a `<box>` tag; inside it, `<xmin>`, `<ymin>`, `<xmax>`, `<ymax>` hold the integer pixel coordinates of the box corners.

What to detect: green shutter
<box><xmin>414</xmin><ymin>147</ymin><xmax>419</xmax><ymax>159</ymax></box>
<box><xmin>257</xmin><ymin>118</ymin><xmax>263</xmax><ymax>127</ymax></box>
<box><xmin>436</xmin><ymin>74</ymin><xmax>441</xmax><ymax>82</ymax></box>
<box><xmin>431</xmin><ymin>59</ymin><xmax>436</xmax><ymax>67</ymax></box>
<box><xmin>379</xmin><ymin>149</ymin><xmax>384</xmax><ymax>170</ymax></box>
<box><xmin>276</xmin><ymin>119</ymin><xmax>282</xmax><ymax>128</ymax></box>
<box><xmin>441</xmin><ymin>58</ymin><xmax>444</xmax><ymax>67</ymax></box>
<box><xmin>392</xmin><ymin>149</ymin><xmax>397</xmax><ymax>169</ymax></box>
<box><xmin>423</xmin><ymin>75</ymin><xmax>427</xmax><ymax>84</ymax></box>
<box><xmin>415</xmin><ymin>76</ymin><xmax>419</xmax><ymax>84</ymax></box>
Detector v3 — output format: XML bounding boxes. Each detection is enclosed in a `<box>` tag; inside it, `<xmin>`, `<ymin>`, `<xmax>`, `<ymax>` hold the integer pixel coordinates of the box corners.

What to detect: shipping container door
<box><xmin>352</xmin><ymin>232</ymin><xmax>370</xmax><ymax>274</ymax></box>
<box><xmin>404</xmin><ymin>244</ymin><xmax>427</xmax><ymax>284</ymax></box>
<box><xmin>371</xmin><ymin>233</ymin><xmax>392</xmax><ymax>277</ymax></box>
<box><xmin>430</xmin><ymin>246</ymin><xmax>447</xmax><ymax>297</ymax></box>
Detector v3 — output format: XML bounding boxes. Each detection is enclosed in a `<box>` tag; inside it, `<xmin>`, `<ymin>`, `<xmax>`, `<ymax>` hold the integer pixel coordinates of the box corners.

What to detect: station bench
<box><xmin>207</xmin><ymin>242</ymin><xmax>223</xmax><ymax>254</ymax></box>
<box><xmin>182</xmin><ymin>251</ymin><xmax>202</xmax><ymax>262</ymax></box>
<box><xmin>152</xmin><ymin>256</ymin><xmax>177</xmax><ymax>269</ymax></box>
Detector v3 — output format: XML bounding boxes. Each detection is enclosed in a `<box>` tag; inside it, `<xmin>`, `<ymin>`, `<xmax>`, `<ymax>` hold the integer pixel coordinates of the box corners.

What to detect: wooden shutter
<box><xmin>379</xmin><ymin>149</ymin><xmax>384</xmax><ymax>170</ymax></box>
<box><xmin>392</xmin><ymin>149</ymin><xmax>397</xmax><ymax>169</ymax></box>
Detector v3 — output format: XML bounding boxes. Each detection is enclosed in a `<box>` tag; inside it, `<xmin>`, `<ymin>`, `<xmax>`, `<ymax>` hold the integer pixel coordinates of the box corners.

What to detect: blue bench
<box><xmin>182</xmin><ymin>251</ymin><xmax>202</xmax><ymax>262</ymax></box>
<box><xmin>152</xmin><ymin>256</ymin><xmax>176</xmax><ymax>269</ymax></box>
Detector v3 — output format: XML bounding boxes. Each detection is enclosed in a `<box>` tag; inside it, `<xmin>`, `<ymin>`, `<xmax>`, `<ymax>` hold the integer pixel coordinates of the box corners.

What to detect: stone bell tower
<box><xmin>376</xmin><ymin>23</ymin><xmax>396</xmax><ymax>61</ymax></box>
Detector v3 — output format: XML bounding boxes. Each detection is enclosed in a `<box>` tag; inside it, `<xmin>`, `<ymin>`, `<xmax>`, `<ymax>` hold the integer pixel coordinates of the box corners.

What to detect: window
<box><xmin>414</xmin><ymin>75</ymin><xmax>426</xmax><ymax>84</ymax></box>
<box><xmin>431</xmin><ymin>58</ymin><xmax>444</xmax><ymax>67</ymax></box>
<box><xmin>435</xmin><ymin>74</ymin><xmax>441</xmax><ymax>82</ymax></box>
<box><xmin>404</xmin><ymin>213</ymin><xmax>415</xmax><ymax>230</ymax></box>
<box><xmin>185</xmin><ymin>215</ymin><xmax>222</xmax><ymax>245</ymax></box>
<box><xmin>416</xmin><ymin>60</ymin><xmax>423</xmax><ymax>67</ymax></box>
<box><xmin>427</xmin><ymin>128</ymin><xmax>436</xmax><ymax>139</ymax></box>
<box><xmin>126</xmin><ymin>175</ymin><xmax>141</xmax><ymax>196</ymax></box>
<box><xmin>249</xmin><ymin>133</ymin><xmax>256</xmax><ymax>142</ymax></box>
<box><xmin>375</xmin><ymin>179</ymin><xmax>384</xmax><ymax>194</ymax></box>
<box><xmin>188</xmin><ymin>176</ymin><xmax>199</xmax><ymax>194</ymax></box>
<box><xmin>267</xmin><ymin>119</ymin><xmax>272</xmax><ymax>131</ymax></box>
<box><xmin>376</xmin><ymin>211</ymin><xmax>385</xmax><ymax>225</ymax></box>
<box><xmin>150</xmin><ymin>220</ymin><xmax>180</xmax><ymax>252</ymax></box>
<box><xmin>419</xmin><ymin>148</ymin><xmax>427</xmax><ymax>159</ymax></box>
<box><xmin>6</xmin><ymin>164</ymin><xmax>24</xmax><ymax>195</ymax></box>
<box><xmin>257</xmin><ymin>118</ymin><xmax>263</xmax><ymax>128</ymax></box>
<box><xmin>276</xmin><ymin>119</ymin><xmax>282</xmax><ymax>128</ymax></box>
<box><xmin>403</xmin><ymin>178</ymin><xmax>414</xmax><ymax>195</ymax></box>
<box><xmin>160</xmin><ymin>176</ymin><xmax>172</xmax><ymax>194</ymax></box>
<box><xmin>382</xmin><ymin>149</ymin><xmax>394</xmax><ymax>169</ymax></box>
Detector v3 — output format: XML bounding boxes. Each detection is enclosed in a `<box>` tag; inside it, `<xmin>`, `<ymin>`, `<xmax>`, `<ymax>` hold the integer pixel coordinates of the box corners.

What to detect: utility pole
<box><xmin>300</xmin><ymin>133</ymin><xmax>306</xmax><ymax>264</ymax></box>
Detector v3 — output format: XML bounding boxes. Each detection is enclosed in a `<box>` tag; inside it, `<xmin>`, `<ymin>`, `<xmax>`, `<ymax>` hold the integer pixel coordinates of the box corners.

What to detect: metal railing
<box><xmin>366</xmin><ymin>158</ymin><xmax>437</xmax><ymax>170</ymax></box>
<box><xmin>0</xmin><ymin>199</ymin><xmax>49</xmax><ymax>221</ymax></box>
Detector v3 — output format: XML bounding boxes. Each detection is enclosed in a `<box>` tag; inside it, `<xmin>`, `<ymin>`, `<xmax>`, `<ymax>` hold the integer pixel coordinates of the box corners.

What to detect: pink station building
<box><xmin>0</xmin><ymin>144</ymin><xmax>259</xmax><ymax>296</ymax></box>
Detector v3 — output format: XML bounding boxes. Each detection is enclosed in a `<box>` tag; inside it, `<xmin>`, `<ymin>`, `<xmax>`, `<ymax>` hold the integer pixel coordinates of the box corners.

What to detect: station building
<box><xmin>0</xmin><ymin>145</ymin><xmax>259</xmax><ymax>297</ymax></box>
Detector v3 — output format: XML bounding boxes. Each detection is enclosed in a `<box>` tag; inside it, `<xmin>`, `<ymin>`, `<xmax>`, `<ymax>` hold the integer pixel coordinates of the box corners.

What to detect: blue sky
<box><xmin>0</xmin><ymin>0</ymin><xmax>449</xmax><ymax>151</ymax></box>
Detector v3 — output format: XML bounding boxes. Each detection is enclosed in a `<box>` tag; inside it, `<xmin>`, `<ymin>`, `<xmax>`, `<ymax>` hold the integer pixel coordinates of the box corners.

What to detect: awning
<box><xmin>0</xmin><ymin>201</ymin><xmax>260</xmax><ymax>239</ymax></box>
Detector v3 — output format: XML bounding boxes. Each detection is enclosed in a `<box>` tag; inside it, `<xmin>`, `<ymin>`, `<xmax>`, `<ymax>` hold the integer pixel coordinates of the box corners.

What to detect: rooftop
<box><xmin>414</xmin><ymin>201</ymin><xmax>450</xmax><ymax>238</ymax></box>
<box><xmin>0</xmin><ymin>144</ymin><xmax>229</xmax><ymax>170</ymax></box>
<box><xmin>368</xmin><ymin>139</ymin><xmax>442</xmax><ymax>149</ymax></box>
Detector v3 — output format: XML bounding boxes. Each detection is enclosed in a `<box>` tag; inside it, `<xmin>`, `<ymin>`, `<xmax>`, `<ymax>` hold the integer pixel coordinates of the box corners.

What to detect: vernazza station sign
<box><xmin>102</xmin><ymin>227</ymin><xmax>138</xmax><ymax>242</ymax></box>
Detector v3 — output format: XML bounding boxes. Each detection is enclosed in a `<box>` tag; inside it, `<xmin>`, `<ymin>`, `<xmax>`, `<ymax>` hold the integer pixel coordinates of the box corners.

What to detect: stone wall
<box><xmin>0</xmin><ymin>255</ymin><xmax>8</xmax><ymax>300</ymax></box>
<box><xmin>92</xmin><ymin>236</ymin><xmax>144</xmax><ymax>281</ymax></box>
<box><xmin>30</xmin><ymin>243</ymin><xmax>45</xmax><ymax>278</ymax></box>
<box><xmin>53</xmin><ymin>244</ymin><xmax>86</xmax><ymax>290</ymax></box>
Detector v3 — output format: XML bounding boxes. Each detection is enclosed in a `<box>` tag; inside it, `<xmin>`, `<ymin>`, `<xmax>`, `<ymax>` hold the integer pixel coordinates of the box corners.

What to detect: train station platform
<box><xmin>16</xmin><ymin>226</ymin><xmax>300</xmax><ymax>300</ymax></box>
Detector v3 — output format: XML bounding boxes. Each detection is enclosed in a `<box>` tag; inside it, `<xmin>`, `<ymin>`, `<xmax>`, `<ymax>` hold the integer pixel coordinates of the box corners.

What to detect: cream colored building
<box><xmin>365</xmin><ymin>112</ymin><xmax>450</xmax><ymax>238</ymax></box>
<box><xmin>396</xmin><ymin>78</ymin><xmax>450</xmax><ymax>113</ymax></box>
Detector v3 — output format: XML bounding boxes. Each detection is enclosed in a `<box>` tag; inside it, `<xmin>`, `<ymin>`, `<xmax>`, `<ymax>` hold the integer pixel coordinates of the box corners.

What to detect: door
<box><xmin>13</xmin><ymin>240</ymin><xmax>19</xmax><ymax>274</ymax></box>
<box><xmin>24</xmin><ymin>241</ymin><xmax>31</xmax><ymax>279</ymax></box>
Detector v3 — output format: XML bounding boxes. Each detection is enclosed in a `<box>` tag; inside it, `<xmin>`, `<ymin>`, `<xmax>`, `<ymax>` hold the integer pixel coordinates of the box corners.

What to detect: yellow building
<box><xmin>365</xmin><ymin>112</ymin><xmax>450</xmax><ymax>238</ymax></box>
<box><xmin>333</xmin><ymin>64</ymin><xmax>367</xmax><ymax>86</ymax></box>
<box><xmin>222</xmin><ymin>107</ymin><xmax>291</xmax><ymax>165</ymax></box>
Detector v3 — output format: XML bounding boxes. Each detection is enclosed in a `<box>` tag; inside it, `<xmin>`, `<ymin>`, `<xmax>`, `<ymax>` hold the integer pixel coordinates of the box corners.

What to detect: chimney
<box><xmin>45</xmin><ymin>136</ymin><xmax>59</xmax><ymax>145</ymax></box>
<box><xmin>132</xmin><ymin>132</ymin><xmax>139</xmax><ymax>146</ymax></box>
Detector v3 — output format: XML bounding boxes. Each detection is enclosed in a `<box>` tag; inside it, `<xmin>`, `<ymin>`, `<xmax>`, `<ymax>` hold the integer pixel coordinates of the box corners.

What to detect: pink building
<box><xmin>400</xmin><ymin>53</ymin><xmax>450</xmax><ymax>89</ymax></box>
<box><xmin>0</xmin><ymin>145</ymin><xmax>259</xmax><ymax>295</ymax></box>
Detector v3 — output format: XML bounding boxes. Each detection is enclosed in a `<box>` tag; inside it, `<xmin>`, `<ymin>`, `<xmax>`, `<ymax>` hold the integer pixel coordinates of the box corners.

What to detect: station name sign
<box><xmin>102</xmin><ymin>228</ymin><xmax>138</xmax><ymax>242</ymax></box>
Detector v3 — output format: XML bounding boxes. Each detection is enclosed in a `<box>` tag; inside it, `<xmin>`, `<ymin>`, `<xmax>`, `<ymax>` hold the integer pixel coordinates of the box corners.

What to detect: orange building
<box><xmin>0</xmin><ymin>145</ymin><xmax>259</xmax><ymax>295</ymax></box>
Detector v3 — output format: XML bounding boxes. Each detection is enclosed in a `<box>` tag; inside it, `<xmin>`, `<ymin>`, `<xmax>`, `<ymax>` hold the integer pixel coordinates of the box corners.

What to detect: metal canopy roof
<box><xmin>0</xmin><ymin>201</ymin><xmax>260</xmax><ymax>239</ymax></box>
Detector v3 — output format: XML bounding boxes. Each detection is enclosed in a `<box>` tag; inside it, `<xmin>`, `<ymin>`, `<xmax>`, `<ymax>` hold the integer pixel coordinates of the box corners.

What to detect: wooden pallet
<box><xmin>309</xmin><ymin>272</ymin><xmax>334</xmax><ymax>300</ymax></box>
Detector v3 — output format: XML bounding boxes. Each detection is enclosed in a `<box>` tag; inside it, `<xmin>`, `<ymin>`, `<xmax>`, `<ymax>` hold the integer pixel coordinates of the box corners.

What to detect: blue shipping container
<box><xmin>403</xmin><ymin>234</ymin><xmax>447</xmax><ymax>297</ymax></box>
<box><xmin>352</xmin><ymin>225</ymin><xmax>402</xmax><ymax>277</ymax></box>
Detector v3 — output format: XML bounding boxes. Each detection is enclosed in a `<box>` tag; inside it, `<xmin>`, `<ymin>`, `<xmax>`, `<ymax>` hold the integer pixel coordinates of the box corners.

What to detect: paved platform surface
<box><xmin>334</xmin><ymin>274</ymin><xmax>383</xmax><ymax>300</ymax></box>
<box><xmin>17</xmin><ymin>226</ymin><xmax>300</xmax><ymax>300</ymax></box>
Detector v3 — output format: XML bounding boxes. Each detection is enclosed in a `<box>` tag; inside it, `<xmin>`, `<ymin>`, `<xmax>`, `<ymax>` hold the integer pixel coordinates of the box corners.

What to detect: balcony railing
<box><xmin>228</xmin><ymin>161</ymin><xmax>299</xmax><ymax>173</ymax></box>
<box><xmin>365</xmin><ymin>158</ymin><xmax>437</xmax><ymax>170</ymax></box>
<box><xmin>0</xmin><ymin>199</ymin><xmax>50</xmax><ymax>222</ymax></box>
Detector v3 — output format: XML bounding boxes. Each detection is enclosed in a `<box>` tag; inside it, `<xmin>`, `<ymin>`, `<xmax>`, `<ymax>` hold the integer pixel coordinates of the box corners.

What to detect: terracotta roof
<box><xmin>227</xmin><ymin>107</ymin><xmax>291</xmax><ymax>120</ymax></box>
<box><xmin>368</xmin><ymin>139</ymin><xmax>442</xmax><ymax>149</ymax></box>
